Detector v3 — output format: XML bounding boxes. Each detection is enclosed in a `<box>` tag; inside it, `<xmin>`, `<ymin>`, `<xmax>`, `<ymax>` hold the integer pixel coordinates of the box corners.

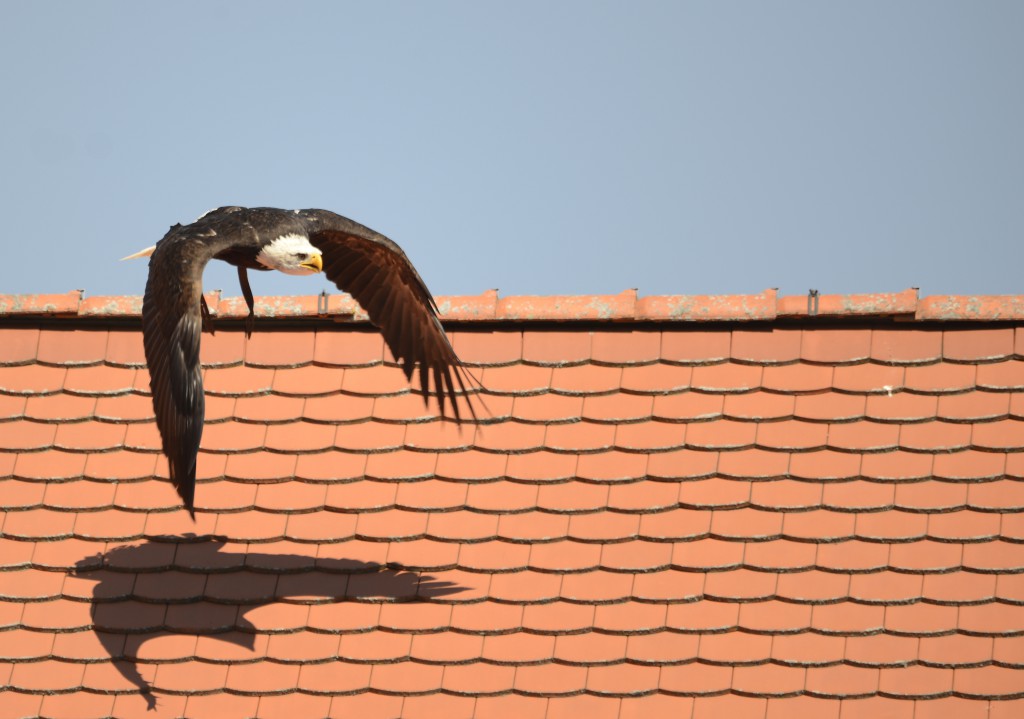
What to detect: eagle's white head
<box><xmin>256</xmin><ymin>234</ymin><xmax>324</xmax><ymax>276</ymax></box>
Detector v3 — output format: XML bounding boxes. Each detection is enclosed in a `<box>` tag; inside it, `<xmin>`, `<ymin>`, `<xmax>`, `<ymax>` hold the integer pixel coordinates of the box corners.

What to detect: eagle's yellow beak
<box><xmin>301</xmin><ymin>254</ymin><xmax>323</xmax><ymax>273</ymax></box>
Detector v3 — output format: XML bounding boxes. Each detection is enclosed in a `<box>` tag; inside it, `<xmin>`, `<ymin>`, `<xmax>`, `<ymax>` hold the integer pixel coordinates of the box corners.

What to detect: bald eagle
<box><xmin>125</xmin><ymin>206</ymin><xmax>477</xmax><ymax>517</ymax></box>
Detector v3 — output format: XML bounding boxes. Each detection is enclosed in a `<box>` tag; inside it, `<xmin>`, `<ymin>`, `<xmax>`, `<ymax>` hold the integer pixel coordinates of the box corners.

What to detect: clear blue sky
<box><xmin>2</xmin><ymin>1</ymin><xmax>1021</xmax><ymax>299</ymax></box>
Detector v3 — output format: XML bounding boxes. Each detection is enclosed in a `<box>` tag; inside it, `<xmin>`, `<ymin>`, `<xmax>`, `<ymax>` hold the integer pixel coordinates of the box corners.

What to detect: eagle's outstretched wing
<box><xmin>306</xmin><ymin>211</ymin><xmax>478</xmax><ymax>422</ymax></box>
<box><xmin>142</xmin><ymin>223</ymin><xmax>239</xmax><ymax>517</ymax></box>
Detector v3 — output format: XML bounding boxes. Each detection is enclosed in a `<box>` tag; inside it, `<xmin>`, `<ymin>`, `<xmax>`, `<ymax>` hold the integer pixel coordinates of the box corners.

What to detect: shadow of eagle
<box><xmin>72</xmin><ymin>535</ymin><xmax>466</xmax><ymax>711</ymax></box>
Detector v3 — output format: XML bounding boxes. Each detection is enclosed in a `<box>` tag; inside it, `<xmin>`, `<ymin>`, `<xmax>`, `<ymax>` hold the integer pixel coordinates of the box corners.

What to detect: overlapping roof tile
<box><xmin>0</xmin><ymin>289</ymin><xmax>1022</xmax><ymax>718</ymax></box>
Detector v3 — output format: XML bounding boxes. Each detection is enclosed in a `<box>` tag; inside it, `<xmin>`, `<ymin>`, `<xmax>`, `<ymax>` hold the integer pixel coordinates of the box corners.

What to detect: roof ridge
<box><xmin>2</xmin><ymin>288</ymin><xmax>1024</xmax><ymax>321</ymax></box>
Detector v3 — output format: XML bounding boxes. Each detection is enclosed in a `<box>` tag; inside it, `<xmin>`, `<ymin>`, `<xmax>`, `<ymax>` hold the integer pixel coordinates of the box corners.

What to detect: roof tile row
<box><xmin>3</xmin><ymin>504</ymin><xmax>1024</xmax><ymax>548</ymax></box>
<box><xmin>4</xmin><ymin>325</ymin><xmax>1024</xmax><ymax>369</ymax></box>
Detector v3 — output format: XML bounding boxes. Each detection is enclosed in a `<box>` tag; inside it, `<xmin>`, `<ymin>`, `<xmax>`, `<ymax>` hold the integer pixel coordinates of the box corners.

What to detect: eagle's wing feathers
<box><xmin>142</xmin><ymin>226</ymin><xmax>240</xmax><ymax>517</ymax></box>
<box><xmin>309</xmin><ymin>226</ymin><xmax>476</xmax><ymax>422</ymax></box>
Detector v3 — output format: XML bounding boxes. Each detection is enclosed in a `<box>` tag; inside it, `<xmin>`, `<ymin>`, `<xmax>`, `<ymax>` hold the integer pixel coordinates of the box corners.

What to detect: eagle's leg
<box><xmin>238</xmin><ymin>266</ymin><xmax>256</xmax><ymax>338</ymax></box>
<box><xmin>200</xmin><ymin>295</ymin><xmax>216</xmax><ymax>335</ymax></box>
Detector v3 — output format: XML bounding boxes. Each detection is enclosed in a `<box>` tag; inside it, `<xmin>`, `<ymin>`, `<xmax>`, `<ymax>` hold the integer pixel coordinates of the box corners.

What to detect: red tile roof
<box><xmin>1</xmin><ymin>289</ymin><xmax>1023</xmax><ymax>718</ymax></box>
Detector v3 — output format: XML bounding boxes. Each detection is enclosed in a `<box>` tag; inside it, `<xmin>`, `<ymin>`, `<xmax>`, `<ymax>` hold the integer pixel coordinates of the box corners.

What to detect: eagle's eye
<box><xmin>296</xmin><ymin>253</ymin><xmax>309</xmax><ymax>261</ymax></box>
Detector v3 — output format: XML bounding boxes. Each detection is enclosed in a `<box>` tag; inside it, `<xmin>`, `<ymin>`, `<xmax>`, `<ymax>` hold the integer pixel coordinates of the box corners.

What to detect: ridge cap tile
<box><xmin>2</xmin><ymin>288</ymin><xmax>1022</xmax><ymax>320</ymax></box>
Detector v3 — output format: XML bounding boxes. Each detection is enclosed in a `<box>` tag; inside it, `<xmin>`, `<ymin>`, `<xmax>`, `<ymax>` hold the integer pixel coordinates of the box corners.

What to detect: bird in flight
<box><xmin>124</xmin><ymin>206</ymin><xmax>477</xmax><ymax>517</ymax></box>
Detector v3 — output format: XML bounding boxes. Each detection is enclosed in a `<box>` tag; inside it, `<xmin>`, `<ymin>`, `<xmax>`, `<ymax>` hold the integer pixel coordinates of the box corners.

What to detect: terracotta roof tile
<box><xmin>919</xmin><ymin>634</ymin><xmax>993</xmax><ymax>672</ymax></box>
<box><xmin>866</xmin><ymin>392</ymin><xmax>938</xmax><ymax>422</ymax></box>
<box><xmin>861</xmin><ymin>451</ymin><xmax>933</xmax><ymax>482</ymax></box>
<box><xmin>255</xmin><ymin>692</ymin><xmax>336</xmax><ymax>718</ymax></box>
<box><xmin>311</xmin><ymin>329</ymin><xmax>385</xmax><ymax>367</ymax></box>
<box><xmin>16</xmin><ymin>448</ymin><xmax>93</xmax><ymax>487</ymax></box>
<box><xmin>723</xmin><ymin>392</ymin><xmax>794</xmax><ymax>421</ymax></box>
<box><xmin>0</xmin><ymin>327</ymin><xmax>40</xmax><ymax>365</ymax></box>
<box><xmin>452</xmin><ymin>329</ymin><xmax>523</xmax><ymax>366</ymax></box>
<box><xmin>943</xmin><ymin>328</ymin><xmax>1016</xmax><ymax>362</ymax></box>
<box><xmin>550</xmin><ymin>694</ymin><xmax>624</xmax><ymax>719</ymax></box>
<box><xmin>194</xmin><ymin>330</ymin><xmax>245</xmax><ymax>367</ymax></box>
<box><xmin>204</xmin><ymin>365</ymin><xmax>275</xmax><ymax>397</ymax></box>
<box><xmin>661</xmin><ymin>330</ymin><xmax>731</xmax><ymax>364</ymax></box>
<box><xmin>794</xmin><ymin>392</ymin><xmax>864</xmax><ymax>422</ymax></box>
<box><xmin>905</xmin><ymin>362</ymin><xmax>978</xmax><ymax>394</ymax></box>
<box><xmin>776</xmin><ymin>571</ymin><xmax>850</xmax><ymax>604</ymax></box>
<box><xmin>743</xmin><ymin>539</ymin><xmax>817</xmax><ymax>573</ymax></box>
<box><xmin>36</xmin><ymin>329</ymin><xmax>108</xmax><ymax>368</ymax></box>
<box><xmin>535</xmin><ymin>482</ymin><xmax>607</xmax><ymax>514</ymax></box>
<box><xmin>550</xmin><ymin>364</ymin><xmax>622</xmax><ymax>395</ymax></box>
<box><xmin>803</xmin><ymin>329</ymin><xmax>872</xmax><ymax>364</ymax></box>
<box><xmin>831</xmin><ymin>363</ymin><xmax>904</xmax><ymax>394</ymax></box>
<box><xmin>816</xmin><ymin>541</ymin><xmax>889</xmax><ymax>573</ymax></box>
<box><xmin>606</xmin><ymin>481</ymin><xmax>678</xmax><ymax>513</ymax></box>
<box><xmin>954</xmin><ymin>665</ymin><xmax>1024</xmax><ymax>699</ymax></box>
<box><xmin>513</xmin><ymin>662</ymin><xmax>588</xmax><ymax>696</ymax></box>
<box><xmin>591</xmin><ymin>330</ymin><xmax>661</xmax><ymax>366</ymax></box>
<box><xmin>937</xmin><ymin>456</ymin><xmax>1007</xmax><ymax>483</ymax></box>
<box><xmin>442</xmin><ymin>663</ymin><xmax>516</xmax><ymax>696</ymax></box>
<box><xmin>680</xmin><ymin>478</ymin><xmax>749</xmax><ymax>512</ymax></box>
<box><xmin>586</xmin><ymin>662</ymin><xmax>660</xmax><ymax>696</ymax></box>
<box><xmin>336</xmin><ymin>420</ymin><xmax>407</xmax><ymax>452</ymax></box>
<box><xmin>691</xmin><ymin>362</ymin><xmax>762</xmax><ymax>393</ymax></box>
<box><xmin>39</xmin><ymin>691</ymin><xmax>116</xmax><ymax>719</ymax></box>
<box><xmin>121</xmin><ymin>419</ymin><xmax>162</xmax><ymax>452</ymax></box>
<box><xmin>0</xmin><ymin>363</ymin><xmax>66</xmax><ymax>395</ymax></box>
<box><xmin>370</xmin><ymin>660</ymin><xmax>445</xmax><ymax>693</ymax></box>
<box><xmin>411</xmin><ymin>634</ymin><xmax>482</xmax><ymax>669</ymax></box>
<box><xmin>457</xmin><ymin>538</ymin><xmax>529</xmax><ymax>572</ymax></box>
<box><xmin>1001</xmin><ymin>513</ymin><xmax>1024</xmax><ymax>543</ymax></box>
<box><xmin>737</xmin><ymin>600</ymin><xmax>813</xmax><ymax>634</ymax></box>
<box><xmin>883</xmin><ymin>603</ymin><xmax>959</xmax><ymax>636</ymax></box>
<box><xmin>24</xmin><ymin>393</ymin><xmax>95</xmax><ymax>422</ymax></box>
<box><xmin>731</xmin><ymin>328</ymin><xmax>801</xmax><ymax>365</ymax></box>
<box><xmin>659</xmin><ymin>661</ymin><xmax>733</xmax><ymax>695</ymax></box>
<box><xmin>652</xmin><ymin>391</ymin><xmax>723</xmax><ymax>422</ymax></box>
<box><xmin>733</xmin><ymin>663</ymin><xmax>807</xmax><ymax>697</ymax></box>
<box><xmin>763</xmin><ymin>363</ymin><xmax>833</xmax><ymax>393</ymax></box>
<box><xmin>547</xmin><ymin>421</ymin><xmax>618</xmax><ymax>453</ymax></box>
<box><xmin>522</xmin><ymin>330</ymin><xmax>593</xmax><ymax>366</ymax></box>
<box><xmin>481</xmin><ymin>363</ymin><xmax>552</xmax><ymax>395</ymax></box>
<box><xmin>325</xmin><ymin>692</ymin><xmax>403</xmax><ymax>717</ymax></box>
<box><xmin>301</xmin><ymin>393</ymin><xmax>374</xmax><ymax>424</ymax></box>
<box><xmin>64</xmin><ymin>364</ymin><xmax>137</xmax><ymax>396</ymax></box>
<box><xmin>840</xmin><ymin>696</ymin><xmax>915</xmax><ymax>719</ymax></box>
<box><xmin>827</xmin><ymin>421</ymin><xmax>900</xmax><ymax>452</ymax></box>
<box><xmin>401</xmin><ymin>693</ymin><xmax>477</xmax><ymax>717</ymax></box>
<box><xmin>427</xmin><ymin>510</ymin><xmax>499</xmax><ymax>542</ymax></box>
<box><xmin>212</xmin><ymin>510</ymin><xmax>288</xmax><ymax>542</ymax></box>
<box><xmin>977</xmin><ymin>360</ymin><xmax>1024</xmax><ymax>391</ymax></box>
<box><xmin>512</xmin><ymin>393</ymin><xmax>584</xmax><ymax>424</ymax></box>
<box><xmin>771</xmin><ymin>632</ymin><xmax>846</xmax><ymax>666</ymax></box>
<box><xmin>749</xmin><ymin>479</ymin><xmax>821</xmax><ymax>511</ymax></box>
<box><xmin>870</xmin><ymin>329</ymin><xmax>943</xmax><ymax>365</ymax></box>
<box><xmin>433</xmin><ymin>449</ymin><xmax>506</xmax><ymax>481</ymax></box>
<box><xmin>0</xmin><ymin>479</ymin><xmax>46</xmax><ymax>510</ymax></box>
<box><xmin>620</xmin><ymin>694</ymin><xmax>695</xmax><ymax>719</ymax></box>
<box><xmin>684</xmin><ymin>419</ymin><xmax>755</xmax><ymax>450</ymax></box>
<box><xmin>0</xmin><ymin>393</ymin><xmax>27</xmax><ymax>421</ymax></box>
<box><xmin>805</xmin><ymin>664</ymin><xmax>879</xmax><ymax>698</ymax></box>
<box><xmin>782</xmin><ymin>510</ymin><xmax>855</xmax><ymax>543</ymax></box>
<box><xmin>3</xmin><ymin>294</ymin><xmax>1023</xmax><ymax>713</ymax></box>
